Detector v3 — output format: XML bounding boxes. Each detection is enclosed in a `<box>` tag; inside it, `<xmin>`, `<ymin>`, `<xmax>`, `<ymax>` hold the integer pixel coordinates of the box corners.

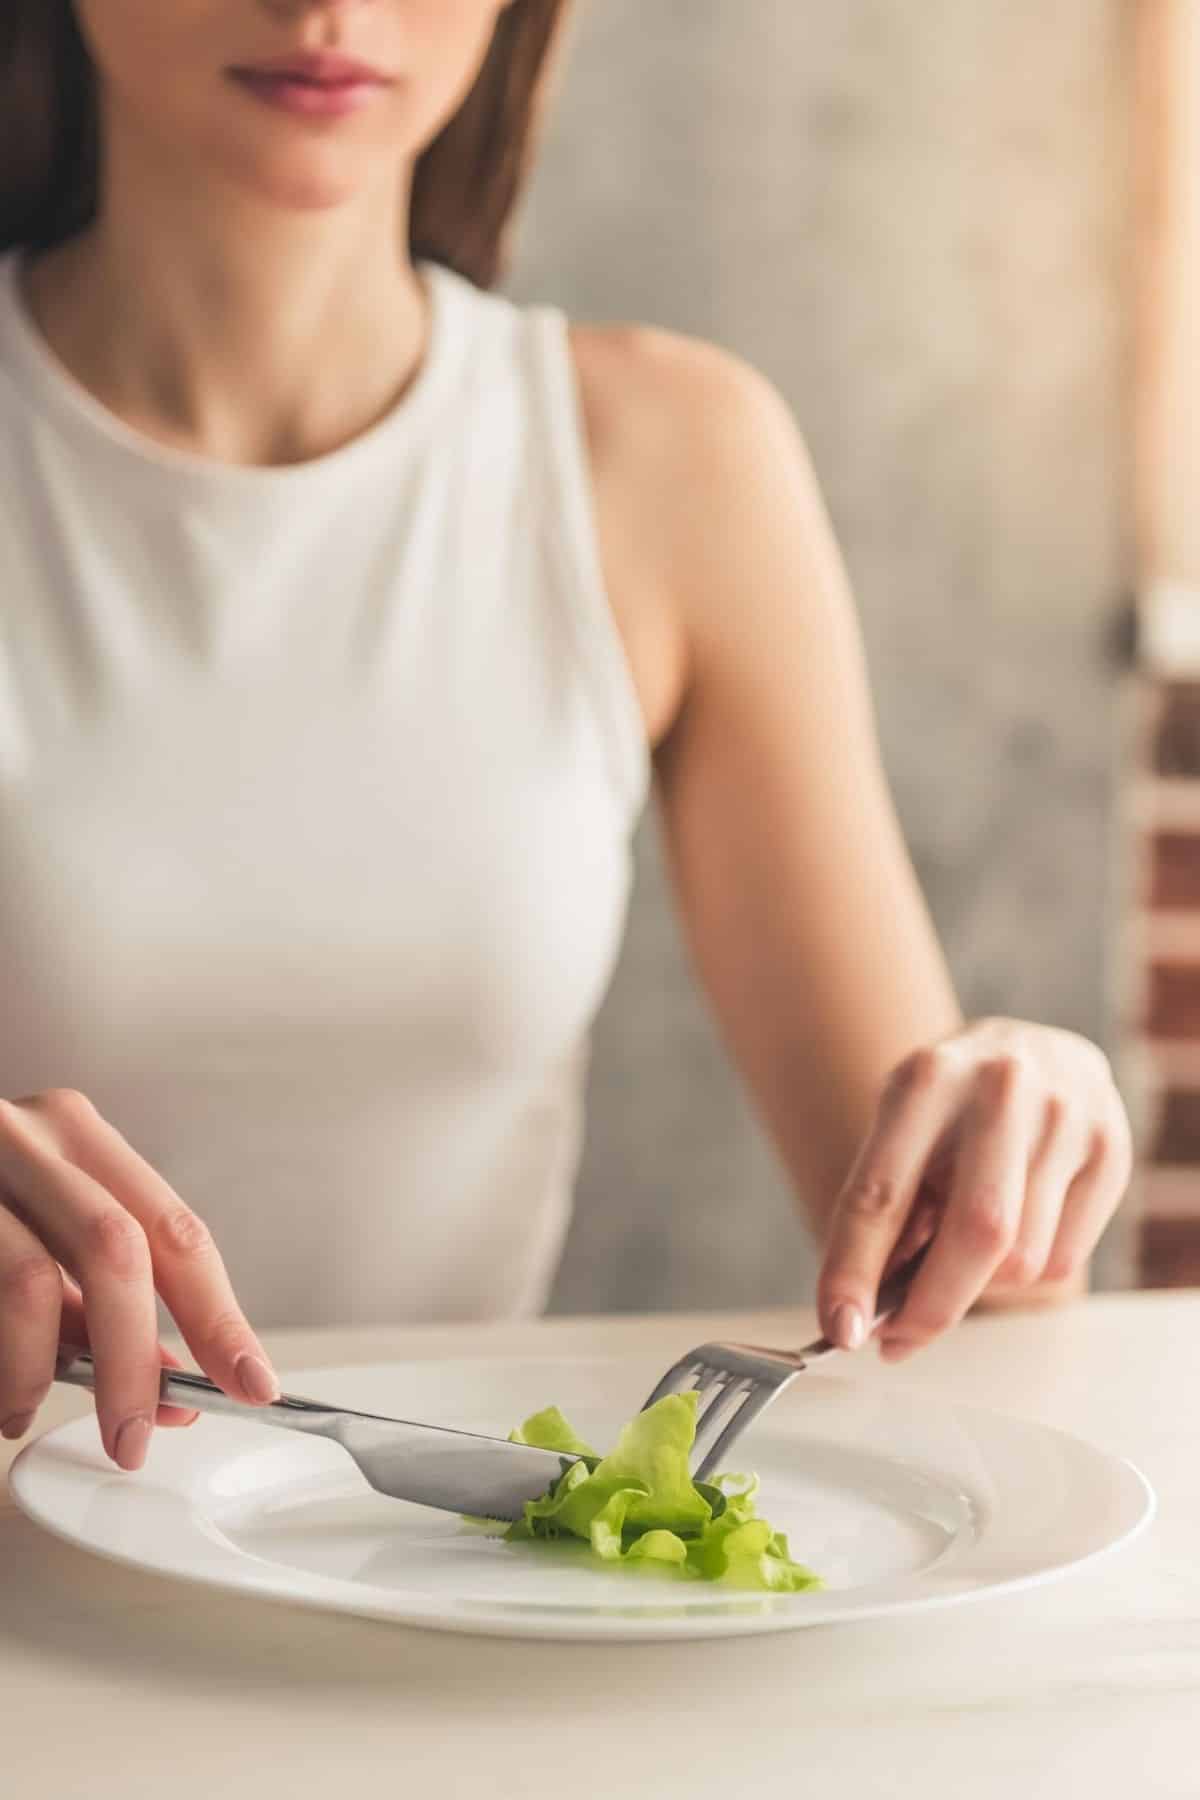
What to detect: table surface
<box><xmin>3</xmin><ymin>1291</ymin><xmax>1197</xmax><ymax>1800</ymax></box>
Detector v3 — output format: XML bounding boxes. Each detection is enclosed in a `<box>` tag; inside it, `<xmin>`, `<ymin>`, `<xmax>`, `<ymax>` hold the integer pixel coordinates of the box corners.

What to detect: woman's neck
<box><xmin>20</xmin><ymin>147</ymin><xmax>428</xmax><ymax>469</ymax></box>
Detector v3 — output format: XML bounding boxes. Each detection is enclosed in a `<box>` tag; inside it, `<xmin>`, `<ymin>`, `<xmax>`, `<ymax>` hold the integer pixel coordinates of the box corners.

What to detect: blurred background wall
<box><xmin>501</xmin><ymin>0</ymin><xmax>1137</xmax><ymax>1312</ymax></box>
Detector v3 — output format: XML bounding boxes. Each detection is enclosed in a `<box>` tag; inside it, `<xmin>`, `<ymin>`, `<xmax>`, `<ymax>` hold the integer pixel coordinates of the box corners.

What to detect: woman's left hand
<box><xmin>815</xmin><ymin>1017</ymin><xmax>1134</xmax><ymax>1362</ymax></box>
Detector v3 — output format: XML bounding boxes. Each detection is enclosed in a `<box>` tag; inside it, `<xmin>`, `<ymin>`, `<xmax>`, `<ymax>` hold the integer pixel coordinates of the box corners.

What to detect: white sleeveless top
<box><xmin>0</xmin><ymin>249</ymin><xmax>651</xmax><ymax>1328</ymax></box>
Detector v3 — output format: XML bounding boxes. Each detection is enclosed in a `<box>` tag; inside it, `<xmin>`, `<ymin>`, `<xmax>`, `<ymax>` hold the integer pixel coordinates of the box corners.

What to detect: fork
<box><xmin>641</xmin><ymin>1243</ymin><xmax>932</xmax><ymax>1482</ymax></box>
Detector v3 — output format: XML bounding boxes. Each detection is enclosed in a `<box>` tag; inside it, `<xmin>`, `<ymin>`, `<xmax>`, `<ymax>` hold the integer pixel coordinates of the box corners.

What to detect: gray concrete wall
<box><xmin>503</xmin><ymin>0</ymin><xmax>1136</xmax><ymax>1312</ymax></box>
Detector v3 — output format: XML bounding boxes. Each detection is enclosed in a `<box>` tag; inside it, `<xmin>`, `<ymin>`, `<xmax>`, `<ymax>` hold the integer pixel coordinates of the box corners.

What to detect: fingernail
<box><xmin>235</xmin><ymin>1353</ymin><xmax>280</xmax><ymax>1404</ymax></box>
<box><xmin>1</xmin><ymin>1411</ymin><xmax>35</xmax><ymax>1440</ymax></box>
<box><xmin>832</xmin><ymin>1303</ymin><xmax>866</xmax><ymax>1351</ymax></box>
<box><xmin>114</xmin><ymin>1414</ymin><xmax>153</xmax><ymax>1471</ymax></box>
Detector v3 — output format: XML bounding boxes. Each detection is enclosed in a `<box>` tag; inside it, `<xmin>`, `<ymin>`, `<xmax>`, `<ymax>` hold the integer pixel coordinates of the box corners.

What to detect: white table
<box><xmin>3</xmin><ymin>1293</ymin><xmax>1195</xmax><ymax>1800</ymax></box>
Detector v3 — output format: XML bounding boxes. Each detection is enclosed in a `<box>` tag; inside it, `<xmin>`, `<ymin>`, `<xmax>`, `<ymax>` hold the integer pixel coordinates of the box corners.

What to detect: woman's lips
<box><xmin>228</xmin><ymin>69</ymin><xmax>388</xmax><ymax>119</ymax></box>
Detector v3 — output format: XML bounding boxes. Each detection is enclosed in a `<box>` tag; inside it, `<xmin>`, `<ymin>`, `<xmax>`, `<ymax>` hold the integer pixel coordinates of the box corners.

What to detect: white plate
<box><xmin>8</xmin><ymin>1354</ymin><xmax>1155</xmax><ymax>1642</ymax></box>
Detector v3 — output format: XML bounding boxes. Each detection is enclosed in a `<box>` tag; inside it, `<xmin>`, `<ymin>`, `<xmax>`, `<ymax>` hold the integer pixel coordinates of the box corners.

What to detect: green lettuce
<box><xmin>493</xmin><ymin>1392</ymin><xmax>822</xmax><ymax>1593</ymax></box>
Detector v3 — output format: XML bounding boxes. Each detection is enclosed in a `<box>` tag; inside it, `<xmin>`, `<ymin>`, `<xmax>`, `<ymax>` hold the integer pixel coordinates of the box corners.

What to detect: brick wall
<box><xmin>1119</xmin><ymin>671</ymin><xmax>1200</xmax><ymax>1285</ymax></box>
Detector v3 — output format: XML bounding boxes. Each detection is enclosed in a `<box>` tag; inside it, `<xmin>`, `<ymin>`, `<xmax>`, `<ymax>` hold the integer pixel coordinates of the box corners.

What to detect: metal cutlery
<box><xmin>640</xmin><ymin>1243</ymin><xmax>932</xmax><ymax>1482</ymax></box>
<box><xmin>52</xmin><ymin>1242</ymin><xmax>928</xmax><ymax>1520</ymax></box>
<box><xmin>53</xmin><ymin>1349</ymin><xmax>586</xmax><ymax>1522</ymax></box>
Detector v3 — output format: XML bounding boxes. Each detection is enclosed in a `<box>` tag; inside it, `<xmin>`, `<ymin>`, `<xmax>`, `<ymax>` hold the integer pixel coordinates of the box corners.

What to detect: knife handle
<box><xmin>54</xmin><ymin>1347</ymin><xmax>342</xmax><ymax>1434</ymax></box>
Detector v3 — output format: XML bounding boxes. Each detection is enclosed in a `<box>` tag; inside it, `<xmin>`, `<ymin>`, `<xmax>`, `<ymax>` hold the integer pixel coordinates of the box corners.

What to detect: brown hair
<box><xmin>0</xmin><ymin>0</ymin><xmax>572</xmax><ymax>289</ymax></box>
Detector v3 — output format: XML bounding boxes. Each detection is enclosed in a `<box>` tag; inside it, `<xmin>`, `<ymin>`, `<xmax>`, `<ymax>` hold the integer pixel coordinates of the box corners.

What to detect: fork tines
<box><xmin>642</xmin><ymin>1342</ymin><xmax>801</xmax><ymax>1484</ymax></box>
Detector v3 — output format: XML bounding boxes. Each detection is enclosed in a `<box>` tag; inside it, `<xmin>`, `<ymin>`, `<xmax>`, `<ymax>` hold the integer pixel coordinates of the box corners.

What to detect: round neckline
<box><xmin>0</xmin><ymin>247</ymin><xmax>461</xmax><ymax>494</ymax></box>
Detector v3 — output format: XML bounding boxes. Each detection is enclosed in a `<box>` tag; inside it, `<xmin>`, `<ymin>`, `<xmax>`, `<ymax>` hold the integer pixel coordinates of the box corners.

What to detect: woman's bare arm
<box><xmin>576</xmin><ymin>324</ymin><xmax>1087</xmax><ymax>1307</ymax></box>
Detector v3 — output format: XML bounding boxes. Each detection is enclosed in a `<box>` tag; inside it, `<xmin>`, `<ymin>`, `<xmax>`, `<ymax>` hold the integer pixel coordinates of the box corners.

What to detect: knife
<box><xmin>54</xmin><ymin>1346</ymin><xmax>584</xmax><ymax>1522</ymax></box>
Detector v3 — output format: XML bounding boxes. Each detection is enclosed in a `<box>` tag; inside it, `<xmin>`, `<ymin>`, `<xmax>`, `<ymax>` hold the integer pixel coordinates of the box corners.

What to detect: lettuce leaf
<box><xmin>493</xmin><ymin>1392</ymin><xmax>822</xmax><ymax>1593</ymax></box>
<box><xmin>506</xmin><ymin>1405</ymin><xmax>599</xmax><ymax>1461</ymax></box>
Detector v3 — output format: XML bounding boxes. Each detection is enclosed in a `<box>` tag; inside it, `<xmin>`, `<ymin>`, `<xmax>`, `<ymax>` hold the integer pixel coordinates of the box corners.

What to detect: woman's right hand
<box><xmin>0</xmin><ymin>1088</ymin><xmax>281</xmax><ymax>1471</ymax></box>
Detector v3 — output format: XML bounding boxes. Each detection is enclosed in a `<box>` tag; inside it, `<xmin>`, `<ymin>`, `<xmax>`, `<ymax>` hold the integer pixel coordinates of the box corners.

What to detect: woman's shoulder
<box><xmin>563</xmin><ymin>314</ymin><xmax>824</xmax><ymax>621</ymax></box>
<box><xmin>557</xmin><ymin>314</ymin><xmax>834</xmax><ymax>752</ymax></box>
<box><xmin>565</xmin><ymin>316</ymin><xmax>789</xmax><ymax>472</ymax></box>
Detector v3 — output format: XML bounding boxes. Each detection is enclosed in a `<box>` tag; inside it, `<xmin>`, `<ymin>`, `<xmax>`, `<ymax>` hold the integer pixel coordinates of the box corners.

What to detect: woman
<box><xmin>0</xmin><ymin>0</ymin><xmax>1132</xmax><ymax>1476</ymax></box>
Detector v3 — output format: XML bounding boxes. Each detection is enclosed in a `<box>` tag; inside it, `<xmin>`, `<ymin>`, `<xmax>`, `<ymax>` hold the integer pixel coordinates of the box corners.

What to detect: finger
<box><xmin>989</xmin><ymin>1095</ymin><xmax>1089</xmax><ymax>1287</ymax></box>
<box><xmin>0</xmin><ymin>1102</ymin><xmax>166</xmax><ymax>1468</ymax></box>
<box><xmin>879</xmin><ymin>1057</ymin><xmax>1033</xmax><ymax>1361</ymax></box>
<box><xmin>0</xmin><ymin>1199</ymin><xmax>64</xmax><ymax>1439</ymax></box>
<box><xmin>884</xmin><ymin>1183</ymin><xmax>941</xmax><ymax>1280</ymax></box>
<box><xmin>0</xmin><ymin>1247</ymin><xmax>197</xmax><ymax>1443</ymax></box>
<box><xmin>1041</xmin><ymin>1120</ymin><xmax>1130</xmax><ymax>1283</ymax></box>
<box><xmin>13</xmin><ymin>1092</ymin><xmax>279</xmax><ymax>1408</ymax></box>
<box><xmin>818</xmin><ymin>1049</ymin><xmax>962</xmax><ymax>1347</ymax></box>
<box><xmin>57</xmin><ymin>1274</ymin><xmax>199</xmax><ymax>1427</ymax></box>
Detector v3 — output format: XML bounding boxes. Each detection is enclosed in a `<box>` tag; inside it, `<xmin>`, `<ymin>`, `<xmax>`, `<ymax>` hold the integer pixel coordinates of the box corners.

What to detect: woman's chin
<box><xmin>223</xmin><ymin>155</ymin><xmax>385</xmax><ymax>215</ymax></box>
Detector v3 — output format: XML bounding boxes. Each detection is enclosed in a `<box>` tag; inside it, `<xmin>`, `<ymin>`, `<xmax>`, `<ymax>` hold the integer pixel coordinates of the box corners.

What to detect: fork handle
<box><xmin>806</xmin><ymin>1241</ymin><xmax>933</xmax><ymax>1357</ymax></box>
<box><xmin>874</xmin><ymin>1241</ymin><xmax>933</xmax><ymax>1324</ymax></box>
